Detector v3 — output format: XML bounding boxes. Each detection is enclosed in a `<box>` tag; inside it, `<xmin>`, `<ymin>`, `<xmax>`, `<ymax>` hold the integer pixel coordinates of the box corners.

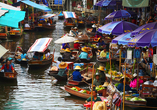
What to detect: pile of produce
<box><xmin>70</xmin><ymin>87</ymin><xmax>90</xmax><ymax>94</ymax></box>
<box><xmin>50</xmin><ymin>66</ymin><xmax>58</xmax><ymax>71</ymax></box>
<box><xmin>71</xmin><ymin>87</ymin><xmax>78</xmax><ymax>91</ymax></box>
<box><xmin>96</xmin><ymin>85</ymin><xmax>105</xmax><ymax>91</ymax></box>
<box><xmin>125</xmin><ymin>97</ymin><xmax>146</xmax><ymax>101</ymax></box>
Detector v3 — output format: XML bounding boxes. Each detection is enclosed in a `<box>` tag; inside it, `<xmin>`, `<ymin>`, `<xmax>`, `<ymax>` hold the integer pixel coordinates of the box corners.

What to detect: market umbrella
<box><xmin>54</xmin><ymin>34</ymin><xmax>78</xmax><ymax>44</ymax></box>
<box><xmin>130</xmin><ymin>22</ymin><xmax>157</xmax><ymax>37</ymax></box>
<box><xmin>112</xmin><ymin>32</ymin><xmax>132</xmax><ymax>45</ymax></box>
<box><xmin>128</xmin><ymin>29</ymin><xmax>157</xmax><ymax>47</ymax></box>
<box><xmin>97</xmin><ymin>21</ymin><xmax>138</xmax><ymax>35</ymax></box>
<box><xmin>105</xmin><ymin>10</ymin><xmax>131</xmax><ymax>20</ymax></box>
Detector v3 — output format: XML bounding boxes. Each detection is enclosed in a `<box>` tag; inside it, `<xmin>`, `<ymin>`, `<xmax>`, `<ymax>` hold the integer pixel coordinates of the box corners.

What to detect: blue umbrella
<box><xmin>97</xmin><ymin>21</ymin><xmax>138</xmax><ymax>35</ymax></box>
<box><xmin>105</xmin><ymin>10</ymin><xmax>131</xmax><ymax>20</ymax></box>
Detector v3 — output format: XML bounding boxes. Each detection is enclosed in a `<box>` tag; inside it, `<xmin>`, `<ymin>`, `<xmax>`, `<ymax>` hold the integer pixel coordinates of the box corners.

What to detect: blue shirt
<box><xmin>72</xmin><ymin>70</ymin><xmax>83</xmax><ymax>81</ymax></box>
<box><xmin>62</xmin><ymin>43</ymin><xmax>70</xmax><ymax>49</ymax></box>
<box><xmin>79</xmin><ymin>52</ymin><xmax>88</xmax><ymax>59</ymax></box>
<box><xmin>117</xmin><ymin>83</ymin><xmax>131</xmax><ymax>92</ymax></box>
<box><xmin>21</xmin><ymin>53</ymin><xmax>27</xmax><ymax>60</ymax></box>
<box><xmin>11</xmin><ymin>62</ymin><xmax>15</xmax><ymax>68</ymax></box>
<box><xmin>98</xmin><ymin>41</ymin><xmax>105</xmax><ymax>46</ymax></box>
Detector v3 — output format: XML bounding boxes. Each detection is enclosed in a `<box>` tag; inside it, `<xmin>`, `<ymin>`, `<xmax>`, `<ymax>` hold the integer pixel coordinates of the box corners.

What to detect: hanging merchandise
<box><xmin>134</xmin><ymin>49</ymin><xmax>141</xmax><ymax>58</ymax></box>
<box><xmin>127</xmin><ymin>50</ymin><xmax>132</xmax><ymax>59</ymax></box>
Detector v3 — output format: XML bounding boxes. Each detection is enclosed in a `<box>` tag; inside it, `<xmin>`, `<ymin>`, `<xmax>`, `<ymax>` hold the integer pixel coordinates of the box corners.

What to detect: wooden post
<box><xmin>123</xmin><ymin>62</ymin><xmax>126</xmax><ymax>110</ymax></box>
<box><xmin>99</xmin><ymin>7</ymin><xmax>102</xmax><ymax>24</ymax></box>
<box><xmin>90</xmin><ymin>64</ymin><xmax>95</xmax><ymax>110</ymax></box>
<box><xmin>119</xmin><ymin>49</ymin><xmax>121</xmax><ymax>72</ymax></box>
<box><xmin>110</xmin><ymin>49</ymin><xmax>112</xmax><ymax>83</ymax></box>
<box><xmin>136</xmin><ymin>58</ymin><xmax>139</xmax><ymax>90</ymax></box>
<box><xmin>32</xmin><ymin>7</ymin><xmax>34</xmax><ymax>23</ymax></box>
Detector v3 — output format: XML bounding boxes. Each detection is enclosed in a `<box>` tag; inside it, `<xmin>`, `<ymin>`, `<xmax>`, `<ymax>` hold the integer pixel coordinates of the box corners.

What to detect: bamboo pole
<box><xmin>136</xmin><ymin>58</ymin><xmax>139</xmax><ymax>90</ymax></box>
<box><xmin>119</xmin><ymin>49</ymin><xmax>121</xmax><ymax>72</ymax></box>
<box><xmin>110</xmin><ymin>49</ymin><xmax>112</xmax><ymax>83</ymax></box>
<box><xmin>123</xmin><ymin>62</ymin><xmax>126</xmax><ymax>110</ymax></box>
<box><xmin>32</xmin><ymin>7</ymin><xmax>34</xmax><ymax>23</ymax></box>
<box><xmin>90</xmin><ymin>64</ymin><xmax>95</xmax><ymax>110</ymax></box>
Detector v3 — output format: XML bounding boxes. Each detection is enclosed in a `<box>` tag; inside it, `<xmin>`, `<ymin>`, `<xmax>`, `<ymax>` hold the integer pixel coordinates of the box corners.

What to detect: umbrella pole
<box><xmin>90</xmin><ymin>64</ymin><xmax>94</xmax><ymax>110</ymax></box>
<box><xmin>123</xmin><ymin>62</ymin><xmax>126</xmax><ymax>110</ymax></box>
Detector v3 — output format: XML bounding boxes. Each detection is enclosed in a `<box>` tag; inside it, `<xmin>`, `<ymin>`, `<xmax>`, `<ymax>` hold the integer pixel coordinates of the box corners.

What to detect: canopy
<box><xmin>0</xmin><ymin>8</ymin><xmax>8</xmax><ymax>17</ymax></box>
<box><xmin>21</xmin><ymin>0</ymin><xmax>51</xmax><ymax>11</ymax></box>
<box><xmin>128</xmin><ymin>29</ymin><xmax>157</xmax><ymax>47</ymax></box>
<box><xmin>28</xmin><ymin>38</ymin><xmax>52</xmax><ymax>52</ymax></box>
<box><xmin>95</xmin><ymin>0</ymin><xmax>119</xmax><ymax>7</ymax></box>
<box><xmin>58</xmin><ymin>11</ymin><xmax>63</xmax><ymax>17</ymax></box>
<box><xmin>40</xmin><ymin>14</ymin><xmax>56</xmax><ymax>19</ymax></box>
<box><xmin>0</xmin><ymin>2</ymin><xmax>21</xmax><ymax>11</ymax></box>
<box><xmin>0</xmin><ymin>45</ymin><xmax>9</xmax><ymax>58</ymax></box>
<box><xmin>54</xmin><ymin>34</ymin><xmax>77</xmax><ymax>44</ymax></box>
<box><xmin>131</xmin><ymin>22</ymin><xmax>157</xmax><ymax>37</ymax></box>
<box><xmin>0</xmin><ymin>8</ymin><xmax>25</xmax><ymax>28</ymax></box>
<box><xmin>63</xmin><ymin>11</ymin><xmax>76</xmax><ymax>19</ymax></box>
<box><xmin>105</xmin><ymin>10</ymin><xmax>131</xmax><ymax>20</ymax></box>
<box><xmin>95</xmin><ymin>0</ymin><xmax>104</xmax><ymax>7</ymax></box>
<box><xmin>97</xmin><ymin>21</ymin><xmax>138</xmax><ymax>35</ymax></box>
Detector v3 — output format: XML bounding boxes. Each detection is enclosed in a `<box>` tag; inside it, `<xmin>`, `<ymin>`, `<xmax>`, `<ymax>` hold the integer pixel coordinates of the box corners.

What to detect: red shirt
<box><xmin>1</xmin><ymin>65</ymin><xmax>14</xmax><ymax>70</ymax></box>
<box><xmin>74</xmin><ymin>43</ymin><xmax>81</xmax><ymax>49</ymax></box>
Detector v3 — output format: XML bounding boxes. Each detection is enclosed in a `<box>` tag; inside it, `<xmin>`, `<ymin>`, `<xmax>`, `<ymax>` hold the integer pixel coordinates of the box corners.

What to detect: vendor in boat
<box><xmin>117</xmin><ymin>76</ymin><xmax>131</xmax><ymax>92</ymax></box>
<box><xmin>33</xmin><ymin>52</ymin><xmax>39</xmax><ymax>60</ymax></box>
<box><xmin>99</xmin><ymin>48</ymin><xmax>109</xmax><ymax>59</ymax></box>
<box><xmin>73</xmin><ymin>27</ymin><xmax>78</xmax><ymax>36</ymax></box>
<box><xmin>15</xmin><ymin>46</ymin><xmax>23</xmax><ymax>57</ymax></box>
<box><xmin>57</xmin><ymin>62</ymin><xmax>68</xmax><ymax>77</ymax></box>
<box><xmin>130</xmin><ymin>73</ymin><xmax>143</xmax><ymax>89</ymax></box>
<box><xmin>97</xmin><ymin>66</ymin><xmax>106</xmax><ymax>83</ymax></box>
<box><xmin>45</xmin><ymin>49</ymin><xmax>50</xmax><ymax>59</ymax></box>
<box><xmin>67</xmin><ymin>18</ymin><xmax>73</xmax><ymax>23</ymax></box>
<box><xmin>0</xmin><ymin>60</ymin><xmax>14</xmax><ymax>73</ymax></box>
<box><xmin>74</xmin><ymin>40</ymin><xmax>81</xmax><ymax>50</ymax></box>
<box><xmin>91</xmin><ymin>24</ymin><xmax>97</xmax><ymax>32</ymax></box>
<box><xmin>144</xmin><ymin>77</ymin><xmax>155</xmax><ymax>85</ymax></box>
<box><xmin>93</xmin><ymin>73</ymin><xmax>102</xmax><ymax>87</ymax></box>
<box><xmin>52</xmin><ymin>57</ymin><xmax>62</xmax><ymax>69</ymax></box>
<box><xmin>20</xmin><ymin>50</ymin><xmax>29</xmax><ymax>61</ymax></box>
<box><xmin>97</xmin><ymin>38</ymin><xmax>105</xmax><ymax>48</ymax></box>
<box><xmin>69</xmin><ymin>27</ymin><xmax>75</xmax><ymax>36</ymax></box>
<box><xmin>85</xmin><ymin>90</ymin><xmax>102</xmax><ymax>103</ymax></box>
<box><xmin>79</xmin><ymin>47</ymin><xmax>89</xmax><ymax>61</ymax></box>
<box><xmin>62</xmin><ymin>48</ymin><xmax>72</xmax><ymax>61</ymax></box>
<box><xmin>72</xmin><ymin>66</ymin><xmax>83</xmax><ymax>81</ymax></box>
<box><xmin>8</xmin><ymin>57</ymin><xmax>15</xmax><ymax>69</ymax></box>
<box><xmin>62</xmin><ymin>43</ymin><xmax>70</xmax><ymax>49</ymax></box>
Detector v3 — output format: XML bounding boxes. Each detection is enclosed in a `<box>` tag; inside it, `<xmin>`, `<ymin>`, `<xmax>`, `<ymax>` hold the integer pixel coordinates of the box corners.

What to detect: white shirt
<box><xmin>45</xmin><ymin>52</ymin><xmax>50</xmax><ymax>58</ymax></box>
<box><xmin>25</xmin><ymin>23</ymin><xmax>30</xmax><ymax>28</ymax></box>
<box><xmin>56</xmin><ymin>61</ymin><xmax>61</xmax><ymax>68</ymax></box>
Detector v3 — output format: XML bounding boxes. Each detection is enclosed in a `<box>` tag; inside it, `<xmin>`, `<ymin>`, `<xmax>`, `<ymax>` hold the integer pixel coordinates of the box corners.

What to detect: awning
<box><xmin>63</xmin><ymin>11</ymin><xmax>76</xmax><ymax>19</ymax></box>
<box><xmin>0</xmin><ymin>2</ymin><xmax>21</xmax><ymax>11</ymax></box>
<box><xmin>21</xmin><ymin>0</ymin><xmax>51</xmax><ymax>11</ymax></box>
<box><xmin>40</xmin><ymin>14</ymin><xmax>56</xmax><ymax>19</ymax></box>
<box><xmin>0</xmin><ymin>8</ymin><xmax>25</xmax><ymax>28</ymax></box>
<box><xmin>0</xmin><ymin>45</ymin><xmax>9</xmax><ymax>58</ymax></box>
<box><xmin>0</xmin><ymin>8</ymin><xmax>8</xmax><ymax>17</ymax></box>
<box><xmin>28</xmin><ymin>38</ymin><xmax>52</xmax><ymax>52</ymax></box>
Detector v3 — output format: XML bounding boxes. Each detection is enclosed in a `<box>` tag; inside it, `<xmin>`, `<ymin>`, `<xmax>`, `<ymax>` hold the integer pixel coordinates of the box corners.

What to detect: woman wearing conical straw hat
<box><xmin>97</xmin><ymin>65</ymin><xmax>106</xmax><ymax>83</ymax></box>
<box><xmin>79</xmin><ymin>47</ymin><xmax>89</xmax><ymax>63</ymax></box>
<box><xmin>72</xmin><ymin>66</ymin><xmax>83</xmax><ymax>81</ymax></box>
<box><xmin>57</xmin><ymin>62</ymin><xmax>68</xmax><ymax>77</ymax></box>
<box><xmin>62</xmin><ymin>48</ymin><xmax>72</xmax><ymax>61</ymax></box>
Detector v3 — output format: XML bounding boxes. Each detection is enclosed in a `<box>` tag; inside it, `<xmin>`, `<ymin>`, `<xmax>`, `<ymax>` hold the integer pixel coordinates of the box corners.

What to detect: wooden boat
<box><xmin>24</xmin><ymin>27</ymin><xmax>35</xmax><ymax>32</ymax></box>
<box><xmin>35</xmin><ymin>24</ymin><xmax>56</xmax><ymax>31</ymax></box>
<box><xmin>64</xmin><ymin>85</ymin><xmax>91</xmax><ymax>99</ymax></box>
<box><xmin>0</xmin><ymin>33</ymin><xmax>7</xmax><ymax>40</ymax></box>
<box><xmin>64</xmin><ymin>21</ymin><xmax>76</xmax><ymax>27</ymax></box>
<box><xmin>85</xmin><ymin>20</ymin><xmax>96</xmax><ymax>27</ymax></box>
<box><xmin>49</xmin><ymin>73</ymin><xmax>67</xmax><ymax>81</ymax></box>
<box><xmin>85</xmin><ymin>28</ymin><xmax>96</xmax><ymax>36</ymax></box>
<box><xmin>0</xmin><ymin>71</ymin><xmax>18</xmax><ymax>81</ymax></box>
<box><xmin>62</xmin><ymin>51</ymin><xmax>79</xmax><ymax>62</ymax></box>
<box><xmin>9</xmin><ymin>29</ymin><xmax>22</xmax><ymax>37</ymax></box>
<box><xmin>28</xmin><ymin>54</ymin><xmax>53</xmax><ymax>68</ymax></box>
<box><xmin>68</xmin><ymin>66</ymin><xmax>96</xmax><ymax>86</ymax></box>
<box><xmin>77</xmin><ymin>20</ymin><xmax>85</xmax><ymax>27</ymax></box>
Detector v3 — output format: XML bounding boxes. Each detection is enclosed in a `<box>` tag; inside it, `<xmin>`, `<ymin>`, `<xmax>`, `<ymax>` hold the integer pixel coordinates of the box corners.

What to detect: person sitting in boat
<box><xmin>72</xmin><ymin>66</ymin><xmax>83</xmax><ymax>81</ymax></box>
<box><xmin>45</xmin><ymin>49</ymin><xmax>50</xmax><ymax>59</ymax></box>
<box><xmin>20</xmin><ymin>50</ymin><xmax>29</xmax><ymax>61</ymax></box>
<box><xmin>97</xmin><ymin>66</ymin><xmax>106</xmax><ymax>83</ymax></box>
<box><xmin>97</xmin><ymin>38</ymin><xmax>105</xmax><ymax>48</ymax></box>
<box><xmin>85</xmin><ymin>90</ymin><xmax>102</xmax><ymax>103</ymax></box>
<box><xmin>0</xmin><ymin>60</ymin><xmax>14</xmax><ymax>73</ymax></box>
<box><xmin>93</xmin><ymin>73</ymin><xmax>102</xmax><ymax>87</ymax></box>
<box><xmin>144</xmin><ymin>77</ymin><xmax>155</xmax><ymax>85</ymax></box>
<box><xmin>33</xmin><ymin>52</ymin><xmax>39</xmax><ymax>60</ymax></box>
<box><xmin>74</xmin><ymin>40</ymin><xmax>81</xmax><ymax>50</ymax></box>
<box><xmin>39</xmin><ymin>53</ymin><xmax>43</xmax><ymax>61</ymax></box>
<box><xmin>52</xmin><ymin>57</ymin><xmax>62</xmax><ymax>69</ymax></box>
<box><xmin>62</xmin><ymin>48</ymin><xmax>72</xmax><ymax>61</ymax></box>
<box><xmin>117</xmin><ymin>76</ymin><xmax>131</xmax><ymax>92</ymax></box>
<box><xmin>62</xmin><ymin>43</ymin><xmax>70</xmax><ymax>50</ymax></box>
<box><xmin>57</xmin><ymin>62</ymin><xmax>68</xmax><ymax>77</ymax></box>
<box><xmin>130</xmin><ymin>73</ymin><xmax>143</xmax><ymax>89</ymax></box>
<box><xmin>79</xmin><ymin>47</ymin><xmax>89</xmax><ymax>61</ymax></box>
<box><xmin>8</xmin><ymin>57</ymin><xmax>15</xmax><ymax>69</ymax></box>
<box><xmin>48</xmin><ymin>18</ymin><xmax>53</xmax><ymax>24</ymax></box>
<box><xmin>99</xmin><ymin>48</ymin><xmax>109</xmax><ymax>59</ymax></box>
<box><xmin>67</xmin><ymin>18</ymin><xmax>73</xmax><ymax>23</ymax></box>
<box><xmin>15</xmin><ymin>46</ymin><xmax>23</xmax><ymax>57</ymax></box>
<box><xmin>92</xmin><ymin>24</ymin><xmax>97</xmax><ymax>32</ymax></box>
<box><xmin>69</xmin><ymin>27</ymin><xmax>75</xmax><ymax>36</ymax></box>
<box><xmin>73</xmin><ymin>27</ymin><xmax>78</xmax><ymax>35</ymax></box>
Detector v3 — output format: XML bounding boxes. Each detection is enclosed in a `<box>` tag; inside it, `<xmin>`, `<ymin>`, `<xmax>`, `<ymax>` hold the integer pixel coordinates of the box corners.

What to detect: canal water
<box><xmin>0</xmin><ymin>16</ymin><xmax>152</xmax><ymax>110</ymax></box>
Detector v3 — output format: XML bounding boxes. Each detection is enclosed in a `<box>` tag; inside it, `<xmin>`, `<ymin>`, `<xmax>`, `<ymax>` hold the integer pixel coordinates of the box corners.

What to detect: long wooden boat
<box><xmin>14</xmin><ymin>57</ymin><xmax>28</xmax><ymax>64</ymax></box>
<box><xmin>64</xmin><ymin>22</ymin><xmax>76</xmax><ymax>27</ymax></box>
<box><xmin>58</xmin><ymin>12</ymin><xmax>64</xmax><ymax>19</ymax></box>
<box><xmin>24</xmin><ymin>27</ymin><xmax>35</xmax><ymax>32</ymax></box>
<box><xmin>35</xmin><ymin>24</ymin><xmax>56</xmax><ymax>31</ymax></box>
<box><xmin>9</xmin><ymin>29</ymin><xmax>22</xmax><ymax>37</ymax></box>
<box><xmin>77</xmin><ymin>20</ymin><xmax>85</xmax><ymax>27</ymax></box>
<box><xmin>64</xmin><ymin>85</ymin><xmax>91</xmax><ymax>99</ymax></box>
<box><xmin>0</xmin><ymin>33</ymin><xmax>7</xmax><ymax>40</ymax></box>
<box><xmin>85</xmin><ymin>28</ymin><xmax>96</xmax><ymax>36</ymax></box>
<box><xmin>62</xmin><ymin>51</ymin><xmax>78</xmax><ymax>62</ymax></box>
<box><xmin>49</xmin><ymin>73</ymin><xmax>67</xmax><ymax>81</ymax></box>
<box><xmin>28</xmin><ymin>54</ymin><xmax>53</xmax><ymax>68</ymax></box>
<box><xmin>68</xmin><ymin>67</ymin><xmax>96</xmax><ymax>86</ymax></box>
<box><xmin>0</xmin><ymin>71</ymin><xmax>18</xmax><ymax>81</ymax></box>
